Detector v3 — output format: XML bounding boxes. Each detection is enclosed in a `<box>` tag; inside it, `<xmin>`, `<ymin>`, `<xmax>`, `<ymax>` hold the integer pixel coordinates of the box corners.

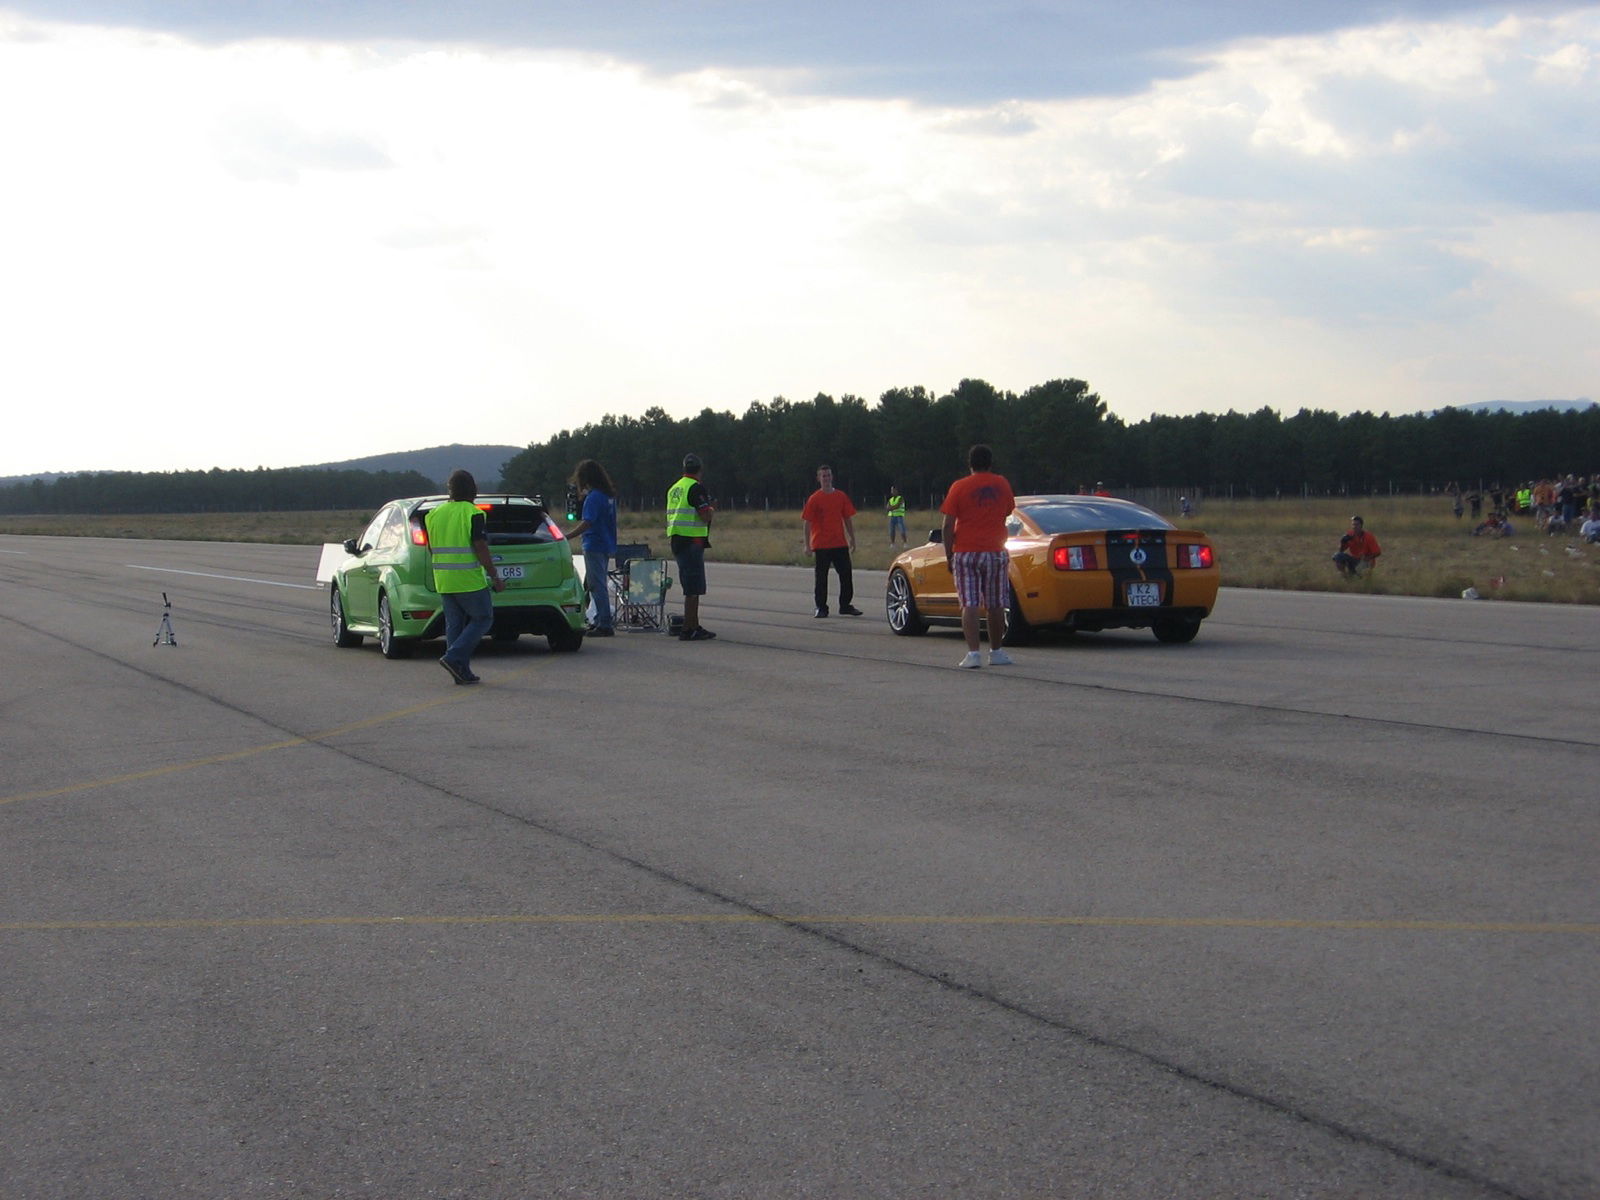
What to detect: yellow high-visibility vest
<box><xmin>666</xmin><ymin>476</ymin><xmax>708</xmax><ymax>538</ymax></box>
<box><xmin>425</xmin><ymin>501</ymin><xmax>487</xmax><ymax>593</ymax></box>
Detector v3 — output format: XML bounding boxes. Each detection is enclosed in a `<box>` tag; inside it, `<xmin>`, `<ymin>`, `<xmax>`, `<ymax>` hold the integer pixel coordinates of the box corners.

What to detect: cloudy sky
<box><xmin>1</xmin><ymin>1</ymin><xmax>1596</xmax><ymax>476</ymax></box>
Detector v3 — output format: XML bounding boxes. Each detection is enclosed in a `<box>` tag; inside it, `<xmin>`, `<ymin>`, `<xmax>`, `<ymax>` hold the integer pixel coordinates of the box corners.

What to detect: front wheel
<box><xmin>886</xmin><ymin>569</ymin><xmax>928</xmax><ymax>636</ymax></box>
<box><xmin>1153</xmin><ymin>616</ymin><xmax>1202</xmax><ymax>644</ymax></box>
<box><xmin>378</xmin><ymin>593</ymin><xmax>414</xmax><ymax>659</ymax></box>
<box><xmin>330</xmin><ymin>588</ymin><xmax>363</xmax><ymax>648</ymax></box>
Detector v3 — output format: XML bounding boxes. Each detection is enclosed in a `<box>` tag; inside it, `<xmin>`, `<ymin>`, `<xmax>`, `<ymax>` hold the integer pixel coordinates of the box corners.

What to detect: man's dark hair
<box><xmin>968</xmin><ymin>444</ymin><xmax>993</xmax><ymax>471</ymax></box>
<box><xmin>447</xmin><ymin>469</ymin><xmax>478</xmax><ymax>501</ymax></box>
<box><xmin>817</xmin><ymin>463</ymin><xmax>833</xmax><ymax>473</ymax></box>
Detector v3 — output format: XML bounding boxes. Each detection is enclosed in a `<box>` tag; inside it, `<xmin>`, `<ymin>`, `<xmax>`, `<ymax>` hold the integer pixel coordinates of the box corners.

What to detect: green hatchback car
<box><xmin>328</xmin><ymin>494</ymin><xmax>587</xmax><ymax>658</ymax></box>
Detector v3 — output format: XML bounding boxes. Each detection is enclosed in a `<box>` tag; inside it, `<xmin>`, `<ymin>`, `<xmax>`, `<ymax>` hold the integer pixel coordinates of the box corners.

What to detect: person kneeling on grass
<box><xmin>1332</xmin><ymin>515</ymin><xmax>1382</xmax><ymax>577</ymax></box>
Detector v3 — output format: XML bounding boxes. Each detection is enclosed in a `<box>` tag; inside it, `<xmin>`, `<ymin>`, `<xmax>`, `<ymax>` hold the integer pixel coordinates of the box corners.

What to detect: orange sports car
<box><xmin>885</xmin><ymin>494</ymin><xmax>1220</xmax><ymax>644</ymax></box>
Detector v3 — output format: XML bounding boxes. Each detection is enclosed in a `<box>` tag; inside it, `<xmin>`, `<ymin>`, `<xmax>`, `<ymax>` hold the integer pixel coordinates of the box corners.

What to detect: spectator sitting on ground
<box><xmin>1581</xmin><ymin>508</ymin><xmax>1600</xmax><ymax>544</ymax></box>
<box><xmin>1332</xmin><ymin>515</ymin><xmax>1382</xmax><ymax>577</ymax></box>
<box><xmin>1473</xmin><ymin>513</ymin><xmax>1514</xmax><ymax>538</ymax></box>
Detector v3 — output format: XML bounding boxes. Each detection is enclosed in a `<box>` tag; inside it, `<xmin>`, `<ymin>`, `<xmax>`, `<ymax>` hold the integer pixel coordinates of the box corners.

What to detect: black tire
<box><xmin>547</xmin><ymin>626</ymin><xmax>584</xmax><ymax>653</ymax></box>
<box><xmin>492</xmin><ymin>630</ymin><xmax>521</xmax><ymax>643</ymax></box>
<box><xmin>377</xmin><ymin>593</ymin><xmax>414</xmax><ymax>659</ymax></box>
<box><xmin>1153</xmin><ymin>616</ymin><xmax>1202</xmax><ymax>644</ymax></box>
<box><xmin>1003</xmin><ymin>588</ymin><xmax>1034</xmax><ymax>646</ymax></box>
<box><xmin>886</xmin><ymin>568</ymin><xmax>928</xmax><ymax>636</ymax></box>
<box><xmin>330</xmin><ymin>588</ymin><xmax>363</xmax><ymax>648</ymax></box>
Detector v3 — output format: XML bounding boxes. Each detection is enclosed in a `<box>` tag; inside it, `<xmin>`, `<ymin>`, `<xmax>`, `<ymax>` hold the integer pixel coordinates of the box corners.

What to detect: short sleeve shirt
<box><xmin>580</xmin><ymin>490</ymin><xmax>617</xmax><ymax>555</ymax></box>
<box><xmin>940</xmin><ymin>472</ymin><xmax>1015</xmax><ymax>553</ymax></box>
<box><xmin>802</xmin><ymin>489</ymin><xmax>857</xmax><ymax>550</ymax></box>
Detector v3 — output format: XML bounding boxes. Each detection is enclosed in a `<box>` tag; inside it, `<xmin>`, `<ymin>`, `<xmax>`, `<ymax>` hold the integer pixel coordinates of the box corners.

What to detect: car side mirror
<box><xmin>928</xmin><ymin>529</ymin><xmax>942</xmax><ymax>545</ymax></box>
<box><xmin>343</xmin><ymin>538</ymin><xmax>362</xmax><ymax>555</ymax></box>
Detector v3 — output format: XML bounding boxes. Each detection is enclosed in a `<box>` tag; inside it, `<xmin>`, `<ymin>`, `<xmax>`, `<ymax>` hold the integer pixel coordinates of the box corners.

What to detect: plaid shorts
<box><xmin>952</xmin><ymin>551</ymin><xmax>1010</xmax><ymax>609</ymax></box>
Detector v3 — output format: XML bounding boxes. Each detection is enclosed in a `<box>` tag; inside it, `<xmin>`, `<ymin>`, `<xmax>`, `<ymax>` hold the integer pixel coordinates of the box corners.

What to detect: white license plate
<box><xmin>499</xmin><ymin>564</ymin><xmax>525</xmax><ymax>581</ymax></box>
<box><xmin>1125</xmin><ymin>581</ymin><xmax>1161</xmax><ymax>606</ymax></box>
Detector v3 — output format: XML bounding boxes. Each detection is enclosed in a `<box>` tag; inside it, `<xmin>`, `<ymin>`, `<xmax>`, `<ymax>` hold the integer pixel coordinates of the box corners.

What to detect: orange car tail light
<box><xmin>410</xmin><ymin>525</ymin><xmax>429</xmax><ymax>546</ymax></box>
<box><xmin>1177</xmin><ymin>544</ymin><xmax>1214</xmax><ymax>568</ymax></box>
<box><xmin>1053</xmin><ymin>545</ymin><xmax>1098</xmax><ymax>570</ymax></box>
<box><xmin>545</xmin><ymin>517</ymin><xmax>566</xmax><ymax>540</ymax></box>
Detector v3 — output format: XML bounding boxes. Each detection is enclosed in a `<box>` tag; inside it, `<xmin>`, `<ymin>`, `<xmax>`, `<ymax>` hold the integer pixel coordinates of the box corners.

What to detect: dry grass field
<box><xmin>4</xmin><ymin>496</ymin><xmax>1598</xmax><ymax>604</ymax></box>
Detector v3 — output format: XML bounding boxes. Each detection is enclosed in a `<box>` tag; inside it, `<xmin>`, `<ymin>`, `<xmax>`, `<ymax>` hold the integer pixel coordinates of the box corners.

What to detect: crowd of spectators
<box><xmin>1448</xmin><ymin>476</ymin><xmax>1599</xmax><ymax>541</ymax></box>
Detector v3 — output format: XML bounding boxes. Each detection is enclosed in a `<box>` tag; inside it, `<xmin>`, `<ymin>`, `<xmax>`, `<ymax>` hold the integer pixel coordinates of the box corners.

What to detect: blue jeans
<box><xmin>584</xmin><ymin>545</ymin><xmax>613</xmax><ymax>630</ymax></box>
<box><xmin>440</xmin><ymin>587</ymin><xmax>494</xmax><ymax>671</ymax></box>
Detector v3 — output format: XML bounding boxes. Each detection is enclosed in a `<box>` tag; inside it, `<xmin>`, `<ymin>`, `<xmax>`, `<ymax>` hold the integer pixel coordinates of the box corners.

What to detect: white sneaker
<box><xmin>988</xmin><ymin>648</ymin><xmax>1014</xmax><ymax>666</ymax></box>
<box><xmin>958</xmin><ymin>651</ymin><xmax>983</xmax><ymax>669</ymax></box>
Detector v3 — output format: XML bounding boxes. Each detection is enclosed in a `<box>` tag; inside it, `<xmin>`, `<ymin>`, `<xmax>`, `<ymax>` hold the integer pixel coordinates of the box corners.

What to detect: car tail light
<box><xmin>410</xmin><ymin>525</ymin><xmax>429</xmax><ymax>546</ymax></box>
<box><xmin>1053</xmin><ymin>544</ymin><xmax>1098</xmax><ymax>570</ymax></box>
<box><xmin>401</xmin><ymin>609</ymin><xmax>435</xmax><ymax>621</ymax></box>
<box><xmin>546</xmin><ymin>518</ymin><xmax>566</xmax><ymax>540</ymax></box>
<box><xmin>1178</xmin><ymin>544</ymin><xmax>1214</xmax><ymax>569</ymax></box>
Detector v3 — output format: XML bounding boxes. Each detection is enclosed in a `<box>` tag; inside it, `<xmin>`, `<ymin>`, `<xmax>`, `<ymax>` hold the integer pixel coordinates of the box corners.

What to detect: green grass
<box><xmin>1194</xmin><ymin>496</ymin><xmax>1600</xmax><ymax>605</ymax></box>
<box><xmin>4</xmin><ymin>497</ymin><xmax>1596</xmax><ymax>604</ymax></box>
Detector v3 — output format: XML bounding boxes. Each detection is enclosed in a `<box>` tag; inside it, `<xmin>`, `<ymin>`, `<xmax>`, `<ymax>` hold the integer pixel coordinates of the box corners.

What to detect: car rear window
<box><xmin>414</xmin><ymin>498</ymin><xmax>561</xmax><ymax>546</ymax></box>
<box><xmin>1019</xmin><ymin>499</ymin><xmax>1174</xmax><ymax>534</ymax></box>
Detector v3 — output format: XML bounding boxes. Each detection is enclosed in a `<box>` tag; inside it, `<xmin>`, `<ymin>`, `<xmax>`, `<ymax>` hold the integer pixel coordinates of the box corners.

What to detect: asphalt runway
<box><xmin>2</xmin><ymin>533</ymin><xmax>1596</xmax><ymax>1199</ymax></box>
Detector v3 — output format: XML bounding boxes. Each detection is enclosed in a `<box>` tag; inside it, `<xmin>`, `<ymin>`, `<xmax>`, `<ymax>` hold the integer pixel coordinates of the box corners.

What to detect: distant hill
<box><xmin>1441</xmin><ymin>399</ymin><xmax>1595</xmax><ymax>415</ymax></box>
<box><xmin>0</xmin><ymin>471</ymin><xmax>77</xmax><ymax>488</ymax></box>
<box><xmin>297</xmin><ymin>444</ymin><xmax>525</xmax><ymax>490</ymax></box>
<box><xmin>0</xmin><ymin>444</ymin><xmax>525</xmax><ymax>491</ymax></box>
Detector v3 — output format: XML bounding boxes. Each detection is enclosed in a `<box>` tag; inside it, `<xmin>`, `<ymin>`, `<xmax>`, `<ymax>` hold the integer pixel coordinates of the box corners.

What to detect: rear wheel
<box><xmin>547</xmin><ymin>626</ymin><xmax>584</xmax><ymax>652</ymax></box>
<box><xmin>378</xmin><ymin>593</ymin><xmax>414</xmax><ymax>659</ymax></box>
<box><xmin>1153</xmin><ymin>615</ymin><xmax>1202</xmax><ymax>644</ymax></box>
<box><xmin>330</xmin><ymin>588</ymin><xmax>362</xmax><ymax>648</ymax></box>
<box><xmin>886</xmin><ymin>569</ymin><xmax>927</xmax><ymax>636</ymax></box>
<box><xmin>1002</xmin><ymin>589</ymin><xmax>1034</xmax><ymax>646</ymax></box>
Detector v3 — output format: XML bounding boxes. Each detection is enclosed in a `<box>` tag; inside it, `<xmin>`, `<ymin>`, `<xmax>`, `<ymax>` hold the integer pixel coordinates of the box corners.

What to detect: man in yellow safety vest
<box><xmin>886</xmin><ymin>485</ymin><xmax>908</xmax><ymax>549</ymax></box>
<box><xmin>666</xmin><ymin>453</ymin><xmax>717</xmax><ymax>641</ymax></box>
<box><xmin>425</xmin><ymin>469</ymin><xmax>505</xmax><ymax>683</ymax></box>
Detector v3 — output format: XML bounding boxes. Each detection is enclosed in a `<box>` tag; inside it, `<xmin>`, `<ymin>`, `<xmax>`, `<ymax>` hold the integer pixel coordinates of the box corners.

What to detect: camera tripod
<box><xmin>153</xmin><ymin>592</ymin><xmax>178</xmax><ymax>646</ymax></box>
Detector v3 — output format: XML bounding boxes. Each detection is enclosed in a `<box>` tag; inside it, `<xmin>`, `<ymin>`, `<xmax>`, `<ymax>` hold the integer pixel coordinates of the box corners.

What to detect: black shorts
<box><xmin>672</xmin><ymin>538</ymin><xmax>706</xmax><ymax>596</ymax></box>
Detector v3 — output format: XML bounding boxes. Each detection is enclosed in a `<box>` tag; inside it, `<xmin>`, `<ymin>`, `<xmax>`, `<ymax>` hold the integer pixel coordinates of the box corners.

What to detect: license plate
<box><xmin>499</xmin><ymin>564</ymin><xmax>525</xmax><ymax>581</ymax></box>
<box><xmin>1125</xmin><ymin>581</ymin><xmax>1161</xmax><ymax>606</ymax></box>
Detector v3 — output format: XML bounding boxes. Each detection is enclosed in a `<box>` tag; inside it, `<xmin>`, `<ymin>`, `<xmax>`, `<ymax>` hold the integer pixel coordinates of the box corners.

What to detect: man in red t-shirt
<box><xmin>940</xmin><ymin>444</ymin><xmax>1016</xmax><ymax>668</ymax></box>
<box><xmin>802</xmin><ymin>465</ymin><xmax>861</xmax><ymax>617</ymax></box>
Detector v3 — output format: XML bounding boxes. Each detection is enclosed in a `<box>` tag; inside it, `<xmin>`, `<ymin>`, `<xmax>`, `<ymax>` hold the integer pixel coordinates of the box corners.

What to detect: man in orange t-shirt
<box><xmin>940</xmin><ymin>444</ymin><xmax>1016</xmax><ymax>668</ymax></box>
<box><xmin>801</xmin><ymin>464</ymin><xmax>861</xmax><ymax>617</ymax></box>
<box><xmin>1332</xmin><ymin>515</ymin><xmax>1382</xmax><ymax>577</ymax></box>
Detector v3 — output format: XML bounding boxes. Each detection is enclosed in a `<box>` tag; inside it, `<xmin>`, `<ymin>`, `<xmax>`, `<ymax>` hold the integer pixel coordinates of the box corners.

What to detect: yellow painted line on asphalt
<box><xmin>2</xmin><ymin>913</ymin><xmax>1595</xmax><ymax>935</ymax></box>
<box><xmin>0</xmin><ymin>693</ymin><xmax>477</xmax><ymax>808</ymax></box>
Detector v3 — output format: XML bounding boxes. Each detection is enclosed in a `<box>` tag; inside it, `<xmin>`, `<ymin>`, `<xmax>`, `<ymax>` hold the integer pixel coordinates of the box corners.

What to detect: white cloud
<box><xmin>0</xmin><ymin>6</ymin><xmax>1597</xmax><ymax>475</ymax></box>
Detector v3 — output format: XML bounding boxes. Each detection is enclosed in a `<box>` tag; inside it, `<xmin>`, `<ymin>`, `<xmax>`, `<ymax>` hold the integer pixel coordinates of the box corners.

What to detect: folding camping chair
<box><xmin>609</xmin><ymin>543</ymin><xmax>673</xmax><ymax>632</ymax></box>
